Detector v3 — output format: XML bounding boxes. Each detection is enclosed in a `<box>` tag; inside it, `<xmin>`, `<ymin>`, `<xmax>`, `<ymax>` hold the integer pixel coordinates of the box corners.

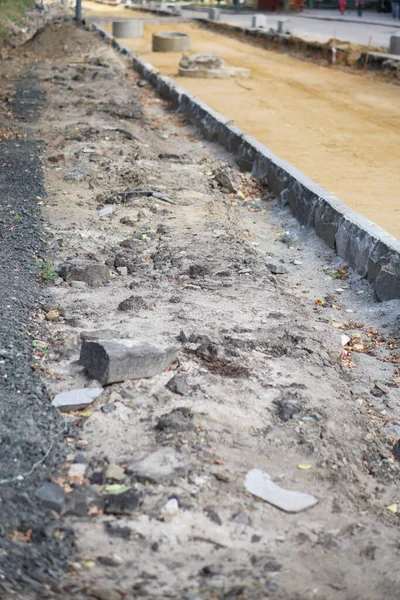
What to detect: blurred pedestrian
<box><xmin>339</xmin><ymin>0</ymin><xmax>346</xmax><ymax>13</ymax></box>
<box><xmin>356</xmin><ymin>0</ymin><xmax>365</xmax><ymax>15</ymax></box>
<box><xmin>392</xmin><ymin>0</ymin><xmax>399</xmax><ymax>19</ymax></box>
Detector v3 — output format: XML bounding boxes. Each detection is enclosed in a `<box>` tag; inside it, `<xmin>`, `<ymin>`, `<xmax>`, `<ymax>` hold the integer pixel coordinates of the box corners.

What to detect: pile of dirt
<box><xmin>17</xmin><ymin>22</ymin><xmax>103</xmax><ymax>59</ymax></box>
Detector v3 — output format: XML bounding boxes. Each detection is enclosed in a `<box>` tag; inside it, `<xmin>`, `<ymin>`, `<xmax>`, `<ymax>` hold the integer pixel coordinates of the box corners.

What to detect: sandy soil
<box><xmin>5</xmin><ymin>20</ymin><xmax>399</xmax><ymax>600</ymax></box>
<box><xmin>107</xmin><ymin>21</ymin><xmax>400</xmax><ymax>239</ymax></box>
<box><xmin>82</xmin><ymin>1</ymin><xmax>145</xmax><ymax>20</ymax></box>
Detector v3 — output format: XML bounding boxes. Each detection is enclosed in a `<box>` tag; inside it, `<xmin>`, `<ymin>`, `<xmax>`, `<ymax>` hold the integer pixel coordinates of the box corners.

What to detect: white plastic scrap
<box><xmin>244</xmin><ymin>469</ymin><xmax>318</xmax><ymax>513</ymax></box>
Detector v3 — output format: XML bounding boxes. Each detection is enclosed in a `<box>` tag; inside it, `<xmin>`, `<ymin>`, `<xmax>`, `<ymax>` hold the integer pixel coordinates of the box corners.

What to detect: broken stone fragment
<box><xmin>126</xmin><ymin>447</ymin><xmax>191</xmax><ymax>483</ymax></box>
<box><xmin>35</xmin><ymin>482</ymin><xmax>65</xmax><ymax>513</ymax></box>
<box><xmin>265</xmin><ymin>260</ymin><xmax>288</xmax><ymax>275</ymax></box>
<box><xmin>105</xmin><ymin>464</ymin><xmax>126</xmax><ymax>482</ymax></box>
<box><xmin>245</xmin><ymin>469</ymin><xmax>318</xmax><ymax>513</ymax></box>
<box><xmin>117</xmin><ymin>295</ymin><xmax>148</xmax><ymax>312</ymax></box>
<box><xmin>166</xmin><ymin>374</ymin><xmax>190</xmax><ymax>396</ymax></box>
<box><xmin>68</xmin><ymin>463</ymin><xmax>87</xmax><ymax>478</ymax></box>
<box><xmin>63</xmin><ymin>485</ymin><xmax>103</xmax><ymax>517</ymax></box>
<box><xmin>156</xmin><ymin>407</ymin><xmax>194</xmax><ymax>432</ymax></box>
<box><xmin>51</xmin><ymin>387</ymin><xmax>103</xmax><ymax>412</ymax></box>
<box><xmin>45</xmin><ymin>310</ymin><xmax>59</xmax><ymax>321</ymax></box>
<box><xmin>213</xmin><ymin>168</ymin><xmax>238</xmax><ymax>193</ymax></box>
<box><xmin>58</xmin><ymin>260</ymin><xmax>111</xmax><ymax>287</ymax></box>
<box><xmin>89</xmin><ymin>587</ymin><xmax>122</xmax><ymax>600</ymax></box>
<box><xmin>103</xmin><ymin>488</ymin><xmax>142</xmax><ymax>516</ymax></box>
<box><xmin>99</xmin><ymin>206</ymin><xmax>114</xmax><ymax>218</ymax></box>
<box><xmin>79</xmin><ymin>338</ymin><xmax>177</xmax><ymax>385</ymax></box>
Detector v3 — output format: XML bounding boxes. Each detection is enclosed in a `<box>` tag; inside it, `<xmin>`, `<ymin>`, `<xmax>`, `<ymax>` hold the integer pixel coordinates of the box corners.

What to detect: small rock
<box><xmin>71</xmin><ymin>280</ymin><xmax>87</xmax><ymax>288</ymax></box>
<box><xmin>231</xmin><ymin>511</ymin><xmax>251</xmax><ymax>525</ymax></box>
<box><xmin>120</xmin><ymin>216</ymin><xmax>136</xmax><ymax>227</ymax></box>
<box><xmin>166</xmin><ymin>375</ymin><xmax>190</xmax><ymax>396</ymax></box>
<box><xmin>265</xmin><ymin>261</ymin><xmax>288</xmax><ymax>275</ymax></box>
<box><xmin>64</xmin><ymin>167</ymin><xmax>92</xmax><ymax>181</ymax></box>
<box><xmin>251</xmin><ymin>534</ymin><xmax>262</xmax><ymax>543</ymax></box>
<box><xmin>213</xmin><ymin>168</ymin><xmax>238</xmax><ymax>193</ymax></box>
<box><xmin>63</xmin><ymin>486</ymin><xmax>103</xmax><ymax>517</ymax></box>
<box><xmin>160</xmin><ymin>498</ymin><xmax>179</xmax><ymax>517</ymax></box>
<box><xmin>45</xmin><ymin>310</ymin><xmax>59</xmax><ymax>321</ymax></box>
<box><xmin>89</xmin><ymin>587</ymin><xmax>121</xmax><ymax>600</ymax></box>
<box><xmin>374</xmin><ymin>381</ymin><xmax>389</xmax><ymax>395</ymax></box>
<box><xmin>105</xmin><ymin>464</ymin><xmax>126</xmax><ymax>482</ymax></box>
<box><xmin>104</xmin><ymin>489</ymin><xmax>142</xmax><ymax>516</ymax></box>
<box><xmin>105</xmin><ymin>522</ymin><xmax>132</xmax><ymax>539</ymax></box>
<box><xmin>79</xmin><ymin>338</ymin><xmax>177</xmax><ymax>385</ymax></box>
<box><xmin>392</xmin><ymin>439</ymin><xmax>400</xmax><ymax>461</ymax></box>
<box><xmin>116</xmin><ymin>267</ymin><xmax>128</xmax><ymax>276</ymax></box>
<box><xmin>204</xmin><ymin>506</ymin><xmax>222</xmax><ymax>525</ymax></box>
<box><xmin>264</xmin><ymin>560</ymin><xmax>282</xmax><ymax>572</ymax></box>
<box><xmin>99</xmin><ymin>206</ymin><xmax>114</xmax><ymax>218</ymax></box>
<box><xmin>189</xmin><ymin>264</ymin><xmax>210</xmax><ymax>279</ymax></box>
<box><xmin>137</xmin><ymin>79</ymin><xmax>148</xmax><ymax>87</ymax></box>
<box><xmin>280</xmin><ymin>230</ymin><xmax>298</xmax><ymax>246</ymax></box>
<box><xmin>117</xmin><ymin>295</ymin><xmax>148</xmax><ymax>312</ymax></box>
<box><xmin>74</xmin><ymin>453</ymin><xmax>87</xmax><ymax>463</ymax></box>
<box><xmin>51</xmin><ymin>388</ymin><xmax>103</xmax><ymax>412</ymax></box>
<box><xmin>274</xmin><ymin>392</ymin><xmax>302</xmax><ymax>422</ymax></box>
<box><xmin>156</xmin><ymin>408</ymin><xmax>194</xmax><ymax>432</ymax></box>
<box><xmin>68</xmin><ymin>463</ymin><xmax>87</xmax><ymax>479</ymax></box>
<box><xmin>35</xmin><ymin>482</ymin><xmax>65</xmax><ymax>513</ymax></box>
<box><xmin>48</xmin><ymin>152</ymin><xmax>65</xmax><ymax>163</ymax></box>
<box><xmin>126</xmin><ymin>447</ymin><xmax>190</xmax><ymax>483</ymax></box>
<box><xmin>58</xmin><ymin>261</ymin><xmax>111</xmax><ymax>288</ymax></box>
<box><xmin>102</xmin><ymin>404</ymin><xmax>117</xmax><ymax>414</ymax></box>
<box><xmin>97</xmin><ymin>554</ymin><xmax>124</xmax><ymax>567</ymax></box>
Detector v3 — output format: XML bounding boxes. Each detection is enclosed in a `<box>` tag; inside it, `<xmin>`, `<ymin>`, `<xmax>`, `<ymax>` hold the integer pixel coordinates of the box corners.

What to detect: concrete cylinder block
<box><xmin>112</xmin><ymin>20</ymin><xmax>143</xmax><ymax>39</ymax></box>
<box><xmin>277</xmin><ymin>19</ymin><xmax>292</xmax><ymax>35</ymax></box>
<box><xmin>389</xmin><ymin>34</ymin><xmax>400</xmax><ymax>55</ymax></box>
<box><xmin>251</xmin><ymin>14</ymin><xmax>267</xmax><ymax>28</ymax></box>
<box><xmin>152</xmin><ymin>32</ymin><xmax>191</xmax><ymax>52</ymax></box>
<box><xmin>208</xmin><ymin>8</ymin><xmax>221</xmax><ymax>21</ymax></box>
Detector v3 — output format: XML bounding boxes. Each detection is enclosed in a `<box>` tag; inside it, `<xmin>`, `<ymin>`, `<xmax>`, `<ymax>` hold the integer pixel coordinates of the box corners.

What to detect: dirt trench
<box><xmin>1</xmin><ymin>20</ymin><xmax>400</xmax><ymax>600</ymax></box>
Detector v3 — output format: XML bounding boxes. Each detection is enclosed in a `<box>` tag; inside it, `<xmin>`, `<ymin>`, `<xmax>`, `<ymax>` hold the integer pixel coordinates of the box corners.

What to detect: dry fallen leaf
<box><xmin>9</xmin><ymin>529</ymin><xmax>32</xmax><ymax>543</ymax></box>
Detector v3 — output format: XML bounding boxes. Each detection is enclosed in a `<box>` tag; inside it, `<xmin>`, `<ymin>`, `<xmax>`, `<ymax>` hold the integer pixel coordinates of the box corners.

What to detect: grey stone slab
<box><xmin>79</xmin><ymin>338</ymin><xmax>177</xmax><ymax>385</ymax></box>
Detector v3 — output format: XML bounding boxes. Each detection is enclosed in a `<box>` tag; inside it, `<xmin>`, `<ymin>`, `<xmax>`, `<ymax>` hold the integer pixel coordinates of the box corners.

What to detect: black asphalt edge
<box><xmin>91</xmin><ymin>23</ymin><xmax>400</xmax><ymax>301</ymax></box>
<box><xmin>0</xmin><ymin>71</ymin><xmax>74</xmax><ymax>598</ymax></box>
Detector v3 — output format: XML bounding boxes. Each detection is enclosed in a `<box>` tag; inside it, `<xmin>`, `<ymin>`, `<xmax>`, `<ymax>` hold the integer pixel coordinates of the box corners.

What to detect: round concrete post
<box><xmin>152</xmin><ymin>32</ymin><xmax>191</xmax><ymax>52</ymax></box>
<box><xmin>277</xmin><ymin>19</ymin><xmax>292</xmax><ymax>34</ymax></box>
<box><xmin>208</xmin><ymin>8</ymin><xmax>221</xmax><ymax>21</ymax></box>
<box><xmin>389</xmin><ymin>34</ymin><xmax>400</xmax><ymax>55</ymax></box>
<box><xmin>112</xmin><ymin>20</ymin><xmax>143</xmax><ymax>39</ymax></box>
